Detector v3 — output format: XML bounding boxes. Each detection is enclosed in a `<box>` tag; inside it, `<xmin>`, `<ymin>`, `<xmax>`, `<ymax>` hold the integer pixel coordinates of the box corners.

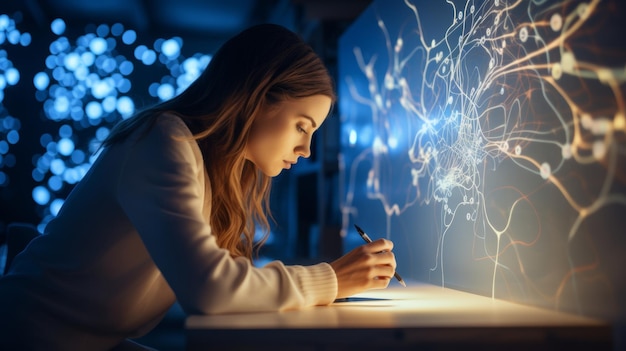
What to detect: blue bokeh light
<box><xmin>51</xmin><ymin>18</ymin><xmax>66</xmax><ymax>35</ymax></box>
<box><xmin>0</xmin><ymin>12</ymin><xmax>213</xmax><ymax>228</ymax></box>
<box><xmin>32</xmin><ymin>186</ymin><xmax>51</xmax><ymax>205</ymax></box>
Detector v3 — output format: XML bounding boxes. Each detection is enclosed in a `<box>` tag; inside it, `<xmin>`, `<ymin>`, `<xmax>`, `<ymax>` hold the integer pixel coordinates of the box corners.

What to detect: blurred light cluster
<box><xmin>0</xmin><ymin>12</ymin><xmax>30</xmax><ymax>187</ymax></box>
<box><xmin>29</xmin><ymin>18</ymin><xmax>211</xmax><ymax>231</ymax></box>
<box><xmin>146</xmin><ymin>37</ymin><xmax>212</xmax><ymax>101</ymax></box>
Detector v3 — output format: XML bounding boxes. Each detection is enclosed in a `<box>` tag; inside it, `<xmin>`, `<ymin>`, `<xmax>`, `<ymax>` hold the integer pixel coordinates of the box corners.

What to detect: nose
<box><xmin>296</xmin><ymin>139</ymin><xmax>312</xmax><ymax>158</ymax></box>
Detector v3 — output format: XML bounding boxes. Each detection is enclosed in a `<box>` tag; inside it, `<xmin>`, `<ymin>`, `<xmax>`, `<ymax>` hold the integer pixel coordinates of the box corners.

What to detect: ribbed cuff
<box><xmin>297</xmin><ymin>262</ymin><xmax>338</xmax><ymax>306</ymax></box>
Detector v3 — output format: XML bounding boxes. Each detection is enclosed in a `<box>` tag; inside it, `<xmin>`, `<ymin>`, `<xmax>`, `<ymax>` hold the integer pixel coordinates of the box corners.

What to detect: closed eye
<box><xmin>297</xmin><ymin>125</ymin><xmax>308</xmax><ymax>134</ymax></box>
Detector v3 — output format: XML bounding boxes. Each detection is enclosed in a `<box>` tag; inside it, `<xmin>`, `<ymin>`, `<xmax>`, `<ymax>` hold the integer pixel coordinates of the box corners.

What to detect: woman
<box><xmin>0</xmin><ymin>23</ymin><xmax>397</xmax><ymax>350</ymax></box>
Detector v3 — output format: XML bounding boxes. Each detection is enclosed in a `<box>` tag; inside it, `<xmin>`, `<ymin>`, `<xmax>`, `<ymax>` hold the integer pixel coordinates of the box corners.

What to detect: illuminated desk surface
<box><xmin>185</xmin><ymin>283</ymin><xmax>611</xmax><ymax>350</ymax></box>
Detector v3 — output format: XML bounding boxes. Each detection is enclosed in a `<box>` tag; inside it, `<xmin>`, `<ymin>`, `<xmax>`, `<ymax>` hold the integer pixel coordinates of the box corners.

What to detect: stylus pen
<box><xmin>354</xmin><ymin>224</ymin><xmax>406</xmax><ymax>287</ymax></box>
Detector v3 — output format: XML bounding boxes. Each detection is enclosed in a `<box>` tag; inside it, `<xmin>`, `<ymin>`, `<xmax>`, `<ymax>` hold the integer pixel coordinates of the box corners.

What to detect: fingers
<box><xmin>370</xmin><ymin>250</ymin><xmax>397</xmax><ymax>270</ymax></box>
<box><xmin>369</xmin><ymin>263</ymin><xmax>396</xmax><ymax>280</ymax></box>
<box><xmin>331</xmin><ymin>238</ymin><xmax>399</xmax><ymax>298</ymax></box>
<box><xmin>363</xmin><ymin>238</ymin><xmax>394</xmax><ymax>253</ymax></box>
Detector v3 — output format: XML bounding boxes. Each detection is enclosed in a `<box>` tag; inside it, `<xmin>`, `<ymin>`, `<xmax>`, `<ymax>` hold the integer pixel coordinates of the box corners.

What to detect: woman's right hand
<box><xmin>329</xmin><ymin>238</ymin><xmax>397</xmax><ymax>299</ymax></box>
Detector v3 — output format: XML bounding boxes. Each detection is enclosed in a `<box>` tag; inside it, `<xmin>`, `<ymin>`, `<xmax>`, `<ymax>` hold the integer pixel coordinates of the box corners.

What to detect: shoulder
<box><xmin>151</xmin><ymin>112</ymin><xmax>193</xmax><ymax>139</ymax></box>
<box><xmin>128</xmin><ymin>112</ymin><xmax>202</xmax><ymax>166</ymax></box>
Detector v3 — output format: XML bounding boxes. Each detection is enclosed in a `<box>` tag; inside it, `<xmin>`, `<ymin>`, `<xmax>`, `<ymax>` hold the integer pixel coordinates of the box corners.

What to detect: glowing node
<box><xmin>502</xmin><ymin>40</ymin><xmax>506</xmax><ymax>49</ymax></box>
<box><xmin>470</xmin><ymin>5</ymin><xmax>475</xmax><ymax>13</ymax></box>
<box><xmin>431</xmin><ymin>39</ymin><xmax>436</xmax><ymax>48</ymax></box>
<box><xmin>561</xmin><ymin>143</ymin><xmax>572</xmax><ymax>159</ymax></box>
<box><xmin>349</xmin><ymin>129</ymin><xmax>357</xmax><ymax>146</ymax></box>
<box><xmin>551</xmin><ymin>63</ymin><xmax>562</xmax><ymax>80</ymax></box>
<box><xmin>597</xmin><ymin>68</ymin><xmax>613</xmax><ymax>84</ymax></box>
<box><xmin>374</xmin><ymin>94</ymin><xmax>383</xmax><ymax>109</ymax></box>
<box><xmin>384</xmin><ymin>73</ymin><xmax>394</xmax><ymax>89</ymax></box>
<box><xmin>614</xmin><ymin>112</ymin><xmax>625</xmax><ymax>131</ymax></box>
<box><xmin>591</xmin><ymin>118</ymin><xmax>611</xmax><ymax>136</ymax></box>
<box><xmin>373</xmin><ymin>136</ymin><xmax>387</xmax><ymax>155</ymax></box>
<box><xmin>519</xmin><ymin>27</ymin><xmax>528</xmax><ymax>42</ymax></box>
<box><xmin>399</xmin><ymin>96</ymin><xmax>408</xmax><ymax>109</ymax></box>
<box><xmin>592</xmin><ymin>140</ymin><xmax>606</xmax><ymax>160</ymax></box>
<box><xmin>540</xmin><ymin>162</ymin><xmax>551</xmax><ymax>179</ymax></box>
<box><xmin>500</xmin><ymin>141</ymin><xmax>509</xmax><ymax>151</ymax></box>
<box><xmin>435</xmin><ymin>51</ymin><xmax>443</xmax><ymax>62</ymax></box>
<box><xmin>581</xmin><ymin>113</ymin><xmax>592</xmax><ymax>130</ymax></box>
<box><xmin>447</xmin><ymin>96</ymin><xmax>453</xmax><ymax>105</ymax></box>
<box><xmin>486</xmin><ymin>28</ymin><xmax>491</xmax><ymax>36</ymax></box>
<box><xmin>550</xmin><ymin>13</ymin><xmax>563</xmax><ymax>32</ymax></box>
<box><xmin>469</xmin><ymin>197</ymin><xmax>474</xmax><ymax>204</ymax></box>
<box><xmin>561</xmin><ymin>52</ymin><xmax>575</xmax><ymax>73</ymax></box>
<box><xmin>395</xmin><ymin>38</ymin><xmax>403</xmax><ymax>52</ymax></box>
<box><xmin>458</xmin><ymin>11</ymin><xmax>463</xmax><ymax>20</ymax></box>
<box><xmin>466</xmin><ymin>213</ymin><xmax>470</xmax><ymax>221</ymax></box>
<box><xmin>500</xmin><ymin>87</ymin><xmax>504</xmax><ymax>95</ymax></box>
<box><xmin>489</xmin><ymin>58</ymin><xmax>494</xmax><ymax>69</ymax></box>
<box><xmin>388</xmin><ymin>136</ymin><xmax>398</xmax><ymax>149</ymax></box>
<box><xmin>576</xmin><ymin>3</ymin><xmax>590</xmax><ymax>20</ymax></box>
<box><xmin>368</xmin><ymin>82</ymin><xmax>376</xmax><ymax>94</ymax></box>
<box><xmin>515</xmin><ymin>145</ymin><xmax>522</xmax><ymax>155</ymax></box>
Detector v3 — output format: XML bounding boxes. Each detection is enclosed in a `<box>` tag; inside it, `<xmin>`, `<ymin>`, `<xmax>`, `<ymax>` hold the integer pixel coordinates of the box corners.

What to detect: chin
<box><xmin>260</xmin><ymin>168</ymin><xmax>283</xmax><ymax>177</ymax></box>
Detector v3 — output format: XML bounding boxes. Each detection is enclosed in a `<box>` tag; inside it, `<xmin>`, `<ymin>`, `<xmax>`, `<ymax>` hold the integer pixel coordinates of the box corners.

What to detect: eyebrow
<box><xmin>299</xmin><ymin>114</ymin><xmax>317</xmax><ymax>129</ymax></box>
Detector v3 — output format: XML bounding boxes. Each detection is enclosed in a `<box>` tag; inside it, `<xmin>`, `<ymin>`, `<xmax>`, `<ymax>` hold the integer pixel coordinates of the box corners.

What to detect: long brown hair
<box><xmin>103</xmin><ymin>24</ymin><xmax>336</xmax><ymax>259</ymax></box>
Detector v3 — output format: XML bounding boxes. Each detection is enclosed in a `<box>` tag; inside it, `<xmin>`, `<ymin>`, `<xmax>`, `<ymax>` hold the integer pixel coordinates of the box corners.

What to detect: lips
<box><xmin>283</xmin><ymin>160</ymin><xmax>296</xmax><ymax>169</ymax></box>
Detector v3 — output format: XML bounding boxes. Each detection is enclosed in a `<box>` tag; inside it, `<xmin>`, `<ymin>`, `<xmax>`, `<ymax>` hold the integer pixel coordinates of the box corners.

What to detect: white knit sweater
<box><xmin>0</xmin><ymin>113</ymin><xmax>337</xmax><ymax>350</ymax></box>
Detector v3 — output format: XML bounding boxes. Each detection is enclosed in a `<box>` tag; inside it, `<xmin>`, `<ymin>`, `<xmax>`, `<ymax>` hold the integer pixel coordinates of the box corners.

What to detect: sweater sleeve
<box><xmin>116</xmin><ymin>115</ymin><xmax>338</xmax><ymax>315</ymax></box>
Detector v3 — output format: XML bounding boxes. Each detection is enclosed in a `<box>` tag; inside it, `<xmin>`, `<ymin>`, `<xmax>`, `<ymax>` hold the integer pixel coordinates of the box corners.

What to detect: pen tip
<box><xmin>399</xmin><ymin>280</ymin><xmax>407</xmax><ymax>287</ymax></box>
<box><xmin>354</xmin><ymin>224</ymin><xmax>362</xmax><ymax>232</ymax></box>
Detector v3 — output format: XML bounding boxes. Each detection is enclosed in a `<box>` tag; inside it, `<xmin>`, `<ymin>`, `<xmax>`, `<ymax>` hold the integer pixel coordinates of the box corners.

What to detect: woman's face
<box><xmin>245</xmin><ymin>94</ymin><xmax>332</xmax><ymax>177</ymax></box>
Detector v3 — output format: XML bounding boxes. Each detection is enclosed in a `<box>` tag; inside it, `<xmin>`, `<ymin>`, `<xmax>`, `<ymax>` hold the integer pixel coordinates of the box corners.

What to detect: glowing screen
<box><xmin>338</xmin><ymin>0</ymin><xmax>626</xmax><ymax>320</ymax></box>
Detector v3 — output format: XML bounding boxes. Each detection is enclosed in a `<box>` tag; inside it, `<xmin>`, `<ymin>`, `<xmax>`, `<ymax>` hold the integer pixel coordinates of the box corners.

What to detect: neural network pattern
<box><xmin>339</xmin><ymin>0</ymin><xmax>626</xmax><ymax>318</ymax></box>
